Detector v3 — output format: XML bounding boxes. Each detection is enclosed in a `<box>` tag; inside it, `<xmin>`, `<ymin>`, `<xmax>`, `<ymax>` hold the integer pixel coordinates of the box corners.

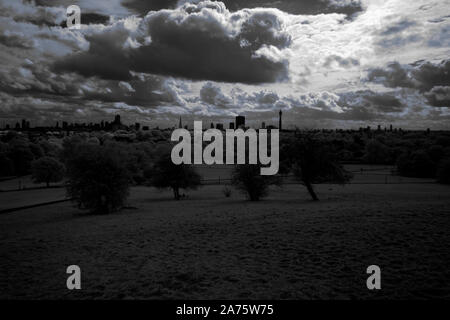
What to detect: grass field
<box><xmin>1</xmin><ymin>182</ymin><xmax>449</xmax><ymax>299</ymax></box>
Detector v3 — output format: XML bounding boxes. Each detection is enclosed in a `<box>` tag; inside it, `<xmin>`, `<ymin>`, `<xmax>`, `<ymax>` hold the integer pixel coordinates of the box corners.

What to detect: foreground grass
<box><xmin>1</xmin><ymin>184</ymin><xmax>449</xmax><ymax>299</ymax></box>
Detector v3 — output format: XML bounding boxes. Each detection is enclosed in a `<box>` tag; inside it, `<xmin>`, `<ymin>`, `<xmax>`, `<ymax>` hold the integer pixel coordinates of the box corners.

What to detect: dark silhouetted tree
<box><xmin>363</xmin><ymin>140</ymin><xmax>391</xmax><ymax>164</ymax></box>
<box><xmin>437</xmin><ymin>158</ymin><xmax>450</xmax><ymax>184</ymax></box>
<box><xmin>282</xmin><ymin>135</ymin><xmax>352</xmax><ymax>201</ymax></box>
<box><xmin>396</xmin><ymin>150</ymin><xmax>436</xmax><ymax>178</ymax></box>
<box><xmin>66</xmin><ymin>143</ymin><xmax>131</xmax><ymax>214</ymax></box>
<box><xmin>146</xmin><ymin>152</ymin><xmax>201</xmax><ymax>200</ymax></box>
<box><xmin>31</xmin><ymin>157</ymin><xmax>65</xmax><ymax>187</ymax></box>
<box><xmin>232</xmin><ymin>164</ymin><xmax>280</xmax><ymax>201</ymax></box>
<box><xmin>0</xmin><ymin>154</ymin><xmax>14</xmax><ymax>177</ymax></box>
<box><xmin>7</xmin><ymin>139</ymin><xmax>35</xmax><ymax>176</ymax></box>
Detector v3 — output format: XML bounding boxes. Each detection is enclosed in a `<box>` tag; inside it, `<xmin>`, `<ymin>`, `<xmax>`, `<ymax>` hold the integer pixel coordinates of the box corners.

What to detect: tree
<box><xmin>0</xmin><ymin>153</ymin><xmax>14</xmax><ymax>177</ymax></box>
<box><xmin>146</xmin><ymin>152</ymin><xmax>201</xmax><ymax>200</ymax></box>
<box><xmin>232</xmin><ymin>164</ymin><xmax>280</xmax><ymax>201</ymax></box>
<box><xmin>437</xmin><ymin>158</ymin><xmax>450</xmax><ymax>184</ymax></box>
<box><xmin>363</xmin><ymin>140</ymin><xmax>391</xmax><ymax>164</ymax></box>
<box><xmin>282</xmin><ymin>135</ymin><xmax>352</xmax><ymax>201</ymax></box>
<box><xmin>31</xmin><ymin>157</ymin><xmax>65</xmax><ymax>187</ymax></box>
<box><xmin>66</xmin><ymin>143</ymin><xmax>131</xmax><ymax>214</ymax></box>
<box><xmin>7</xmin><ymin>139</ymin><xmax>35</xmax><ymax>176</ymax></box>
<box><xmin>396</xmin><ymin>150</ymin><xmax>436</xmax><ymax>178</ymax></box>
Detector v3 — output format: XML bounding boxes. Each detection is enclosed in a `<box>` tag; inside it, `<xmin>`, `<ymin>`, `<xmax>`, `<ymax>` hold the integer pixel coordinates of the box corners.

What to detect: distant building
<box><xmin>216</xmin><ymin>123</ymin><xmax>224</xmax><ymax>130</ymax></box>
<box><xmin>21</xmin><ymin>119</ymin><xmax>30</xmax><ymax>130</ymax></box>
<box><xmin>114</xmin><ymin>114</ymin><xmax>121</xmax><ymax>125</ymax></box>
<box><xmin>236</xmin><ymin>116</ymin><xmax>245</xmax><ymax>129</ymax></box>
<box><xmin>178</xmin><ymin>117</ymin><xmax>183</xmax><ymax>129</ymax></box>
<box><xmin>261</xmin><ymin>122</ymin><xmax>266</xmax><ymax>129</ymax></box>
<box><xmin>279</xmin><ymin>110</ymin><xmax>282</xmax><ymax>131</ymax></box>
<box><xmin>229</xmin><ymin>122</ymin><xmax>235</xmax><ymax>130</ymax></box>
<box><xmin>211</xmin><ymin>122</ymin><xmax>214</xmax><ymax>129</ymax></box>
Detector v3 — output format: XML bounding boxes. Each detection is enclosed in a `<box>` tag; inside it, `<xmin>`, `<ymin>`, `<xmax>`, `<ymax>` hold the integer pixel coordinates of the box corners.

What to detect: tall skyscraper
<box><xmin>279</xmin><ymin>110</ymin><xmax>282</xmax><ymax>131</ymax></box>
<box><xmin>236</xmin><ymin>116</ymin><xmax>245</xmax><ymax>129</ymax></box>
<box><xmin>114</xmin><ymin>114</ymin><xmax>121</xmax><ymax>125</ymax></box>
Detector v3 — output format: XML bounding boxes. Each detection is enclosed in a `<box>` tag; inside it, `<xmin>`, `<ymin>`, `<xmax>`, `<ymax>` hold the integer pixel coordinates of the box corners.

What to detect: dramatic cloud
<box><xmin>367</xmin><ymin>59</ymin><xmax>450</xmax><ymax>108</ymax></box>
<box><xmin>1</xmin><ymin>0</ymin><xmax>449</xmax><ymax>128</ymax></box>
<box><xmin>0</xmin><ymin>30</ymin><xmax>35</xmax><ymax>49</ymax></box>
<box><xmin>425</xmin><ymin>86</ymin><xmax>450</xmax><ymax>107</ymax></box>
<box><xmin>1</xmin><ymin>0</ymin><xmax>66</xmax><ymax>26</ymax></box>
<box><xmin>200</xmin><ymin>82</ymin><xmax>233</xmax><ymax>108</ymax></box>
<box><xmin>122</xmin><ymin>0</ymin><xmax>364</xmax><ymax>17</ymax></box>
<box><xmin>53</xmin><ymin>2</ymin><xmax>292</xmax><ymax>84</ymax></box>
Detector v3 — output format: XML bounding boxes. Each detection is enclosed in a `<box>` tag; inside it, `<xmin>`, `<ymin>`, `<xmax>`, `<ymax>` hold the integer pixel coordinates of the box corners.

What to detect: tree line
<box><xmin>1</xmin><ymin>130</ymin><xmax>449</xmax><ymax>214</ymax></box>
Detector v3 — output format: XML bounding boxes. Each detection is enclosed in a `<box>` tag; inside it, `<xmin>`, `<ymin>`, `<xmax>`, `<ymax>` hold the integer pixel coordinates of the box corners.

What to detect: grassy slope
<box><xmin>1</xmin><ymin>184</ymin><xmax>449</xmax><ymax>299</ymax></box>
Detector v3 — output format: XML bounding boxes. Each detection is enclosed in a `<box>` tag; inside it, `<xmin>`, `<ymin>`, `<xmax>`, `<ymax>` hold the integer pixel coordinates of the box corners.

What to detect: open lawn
<box><xmin>1</xmin><ymin>183</ymin><xmax>449</xmax><ymax>299</ymax></box>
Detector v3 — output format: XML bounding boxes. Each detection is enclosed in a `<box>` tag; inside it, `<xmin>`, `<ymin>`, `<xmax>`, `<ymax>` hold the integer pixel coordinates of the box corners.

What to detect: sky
<box><xmin>0</xmin><ymin>0</ymin><xmax>449</xmax><ymax>129</ymax></box>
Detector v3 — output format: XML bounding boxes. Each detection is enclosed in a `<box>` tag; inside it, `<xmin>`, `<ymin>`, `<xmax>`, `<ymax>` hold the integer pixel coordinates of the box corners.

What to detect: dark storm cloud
<box><xmin>363</xmin><ymin>93</ymin><xmax>403</xmax><ymax>112</ymax></box>
<box><xmin>0</xmin><ymin>31</ymin><xmax>35</xmax><ymax>49</ymax></box>
<box><xmin>54</xmin><ymin>2</ymin><xmax>292</xmax><ymax>84</ymax></box>
<box><xmin>122</xmin><ymin>0</ymin><xmax>364</xmax><ymax>17</ymax></box>
<box><xmin>424</xmin><ymin>86</ymin><xmax>450</xmax><ymax>107</ymax></box>
<box><xmin>337</xmin><ymin>90</ymin><xmax>406</xmax><ymax>114</ymax></box>
<box><xmin>1</xmin><ymin>0</ymin><xmax>66</xmax><ymax>26</ymax></box>
<box><xmin>367</xmin><ymin>62</ymin><xmax>415</xmax><ymax>88</ymax></box>
<box><xmin>412</xmin><ymin>60</ymin><xmax>450</xmax><ymax>91</ymax></box>
<box><xmin>0</xmin><ymin>59</ymin><xmax>187</xmax><ymax>111</ymax></box>
<box><xmin>367</xmin><ymin>59</ymin><xmax>450</xmax><ymax>92</ymax></box>
<box><xmin>53</xmin><ymin>28</ymin><xmax>133</xmax><ymax>81</ymax></box>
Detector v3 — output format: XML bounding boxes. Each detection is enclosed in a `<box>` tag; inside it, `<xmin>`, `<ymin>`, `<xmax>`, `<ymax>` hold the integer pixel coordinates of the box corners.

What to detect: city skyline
<box><xmin>0</xmin><ymin>0</ymin><xmax>449</xmax><ymax>130</ymax></box>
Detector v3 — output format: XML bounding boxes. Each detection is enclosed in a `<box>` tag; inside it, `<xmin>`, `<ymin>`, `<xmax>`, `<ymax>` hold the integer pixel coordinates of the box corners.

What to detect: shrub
<box><xmin>222</xmin><ymin>185</ymin><xmax>232</xmax><ymax>198</ymax></box>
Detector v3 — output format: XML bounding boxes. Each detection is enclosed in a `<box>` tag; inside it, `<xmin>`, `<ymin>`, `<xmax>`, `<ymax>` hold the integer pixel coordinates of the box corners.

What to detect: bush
<box><xmin>66</xmin><ymin>143</ymin><xmax>131</xmax><ymax>214</ymax></box>
<box><xmin>437</xmin><ymin>158</ymin><xmax>450</xmax><ymax>184</ymax></box>
<box><xmin>222</xmin><ymin>185</ymin><xmax>232</xmax><ymax>198</ymax></box>
<box><xmin>232</xmin><ymin>164</ymin><xmax>280</xmax><ymax>201</ymax></box>
<box><xmin>31</xmin><ymin>157</ymin><xmax>65</xmax><ymax>187</ymax></box>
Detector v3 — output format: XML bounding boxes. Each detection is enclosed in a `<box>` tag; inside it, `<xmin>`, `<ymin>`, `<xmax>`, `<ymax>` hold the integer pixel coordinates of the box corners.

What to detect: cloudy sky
<box><xmin>0</xmin><ymin>0</ymin><xmax>449</xmax><ymax>129</ymax></box>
